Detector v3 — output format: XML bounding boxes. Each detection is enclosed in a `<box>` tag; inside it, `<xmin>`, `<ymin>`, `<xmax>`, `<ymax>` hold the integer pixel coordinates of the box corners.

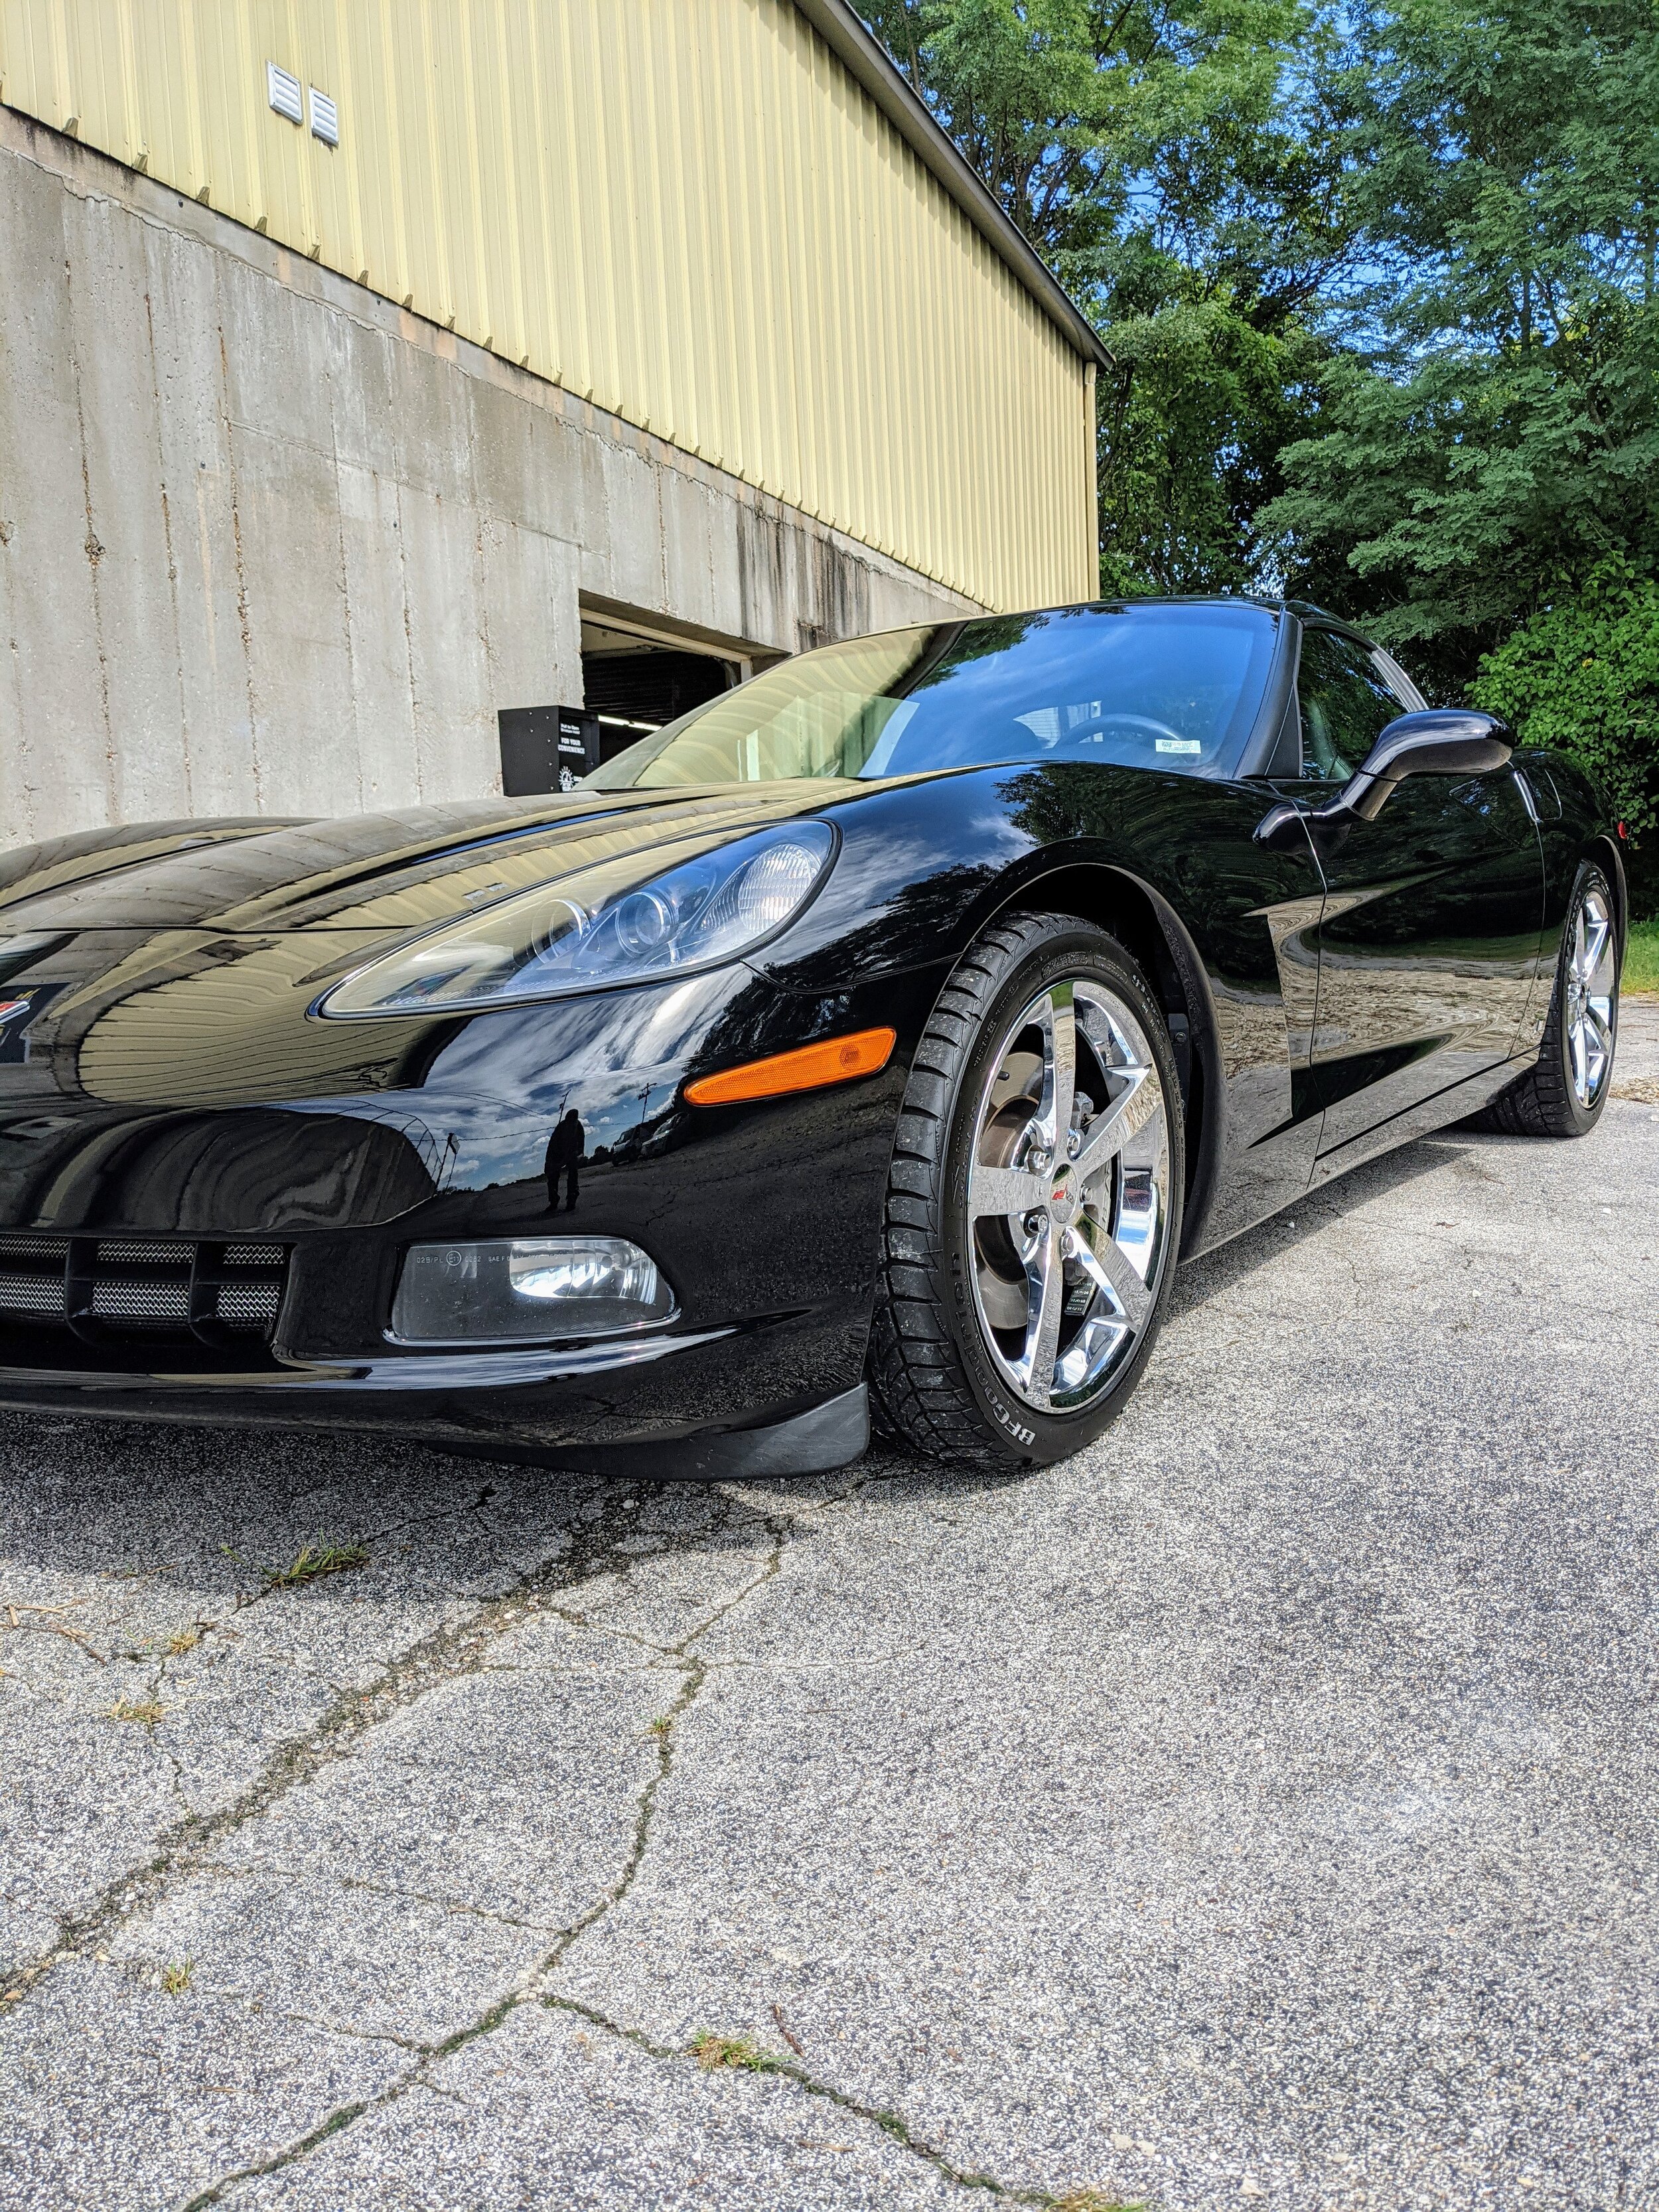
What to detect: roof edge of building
<box><xmin>792</xmin><ymin>0</ymin><xmax>1110</xmax><ymax>370</ymax></box>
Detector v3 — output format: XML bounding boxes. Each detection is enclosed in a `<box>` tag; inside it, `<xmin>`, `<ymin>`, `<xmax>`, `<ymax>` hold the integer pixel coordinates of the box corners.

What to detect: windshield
<box><xmin>587</xmin><ymin>602</ymin><xmax>1278</xmax><ymax>789</ymax></box>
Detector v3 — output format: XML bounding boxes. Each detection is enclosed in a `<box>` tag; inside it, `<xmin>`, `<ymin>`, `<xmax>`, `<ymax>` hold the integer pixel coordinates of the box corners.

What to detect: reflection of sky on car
<box><xmin>443</xmin><ymin>1080</ymin><xmax>679</xmax><ymax>1192</ymax></box>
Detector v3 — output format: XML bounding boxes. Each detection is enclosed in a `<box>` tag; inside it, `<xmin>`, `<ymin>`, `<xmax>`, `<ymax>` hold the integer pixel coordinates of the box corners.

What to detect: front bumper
<box><xmin>0</xmin><ymin>954</ymin><xmax>942</xmax><ymax>1467</ymax></box>
<box><xmin>0</xmin><ymin>1337</ymin><xmax>873</xmax><ymax>1475</ymax></box>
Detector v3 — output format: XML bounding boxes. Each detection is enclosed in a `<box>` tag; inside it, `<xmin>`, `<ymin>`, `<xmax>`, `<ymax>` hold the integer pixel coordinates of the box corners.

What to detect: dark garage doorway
<box><xmin>580</xmin><ymin>615</ymin><xmax>740</xmax><ymax>767</ymax></box>
<box><xmin>496</xmin><ymin>613</ymin><xmax>747</xmax><ymax>796</ymax></box>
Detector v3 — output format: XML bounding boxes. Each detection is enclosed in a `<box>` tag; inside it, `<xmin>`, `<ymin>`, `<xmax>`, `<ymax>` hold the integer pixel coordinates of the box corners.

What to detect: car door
<box><xmin>1280</xmin><ymin>628</ymin><xmax>1544</xmax><ymax>1165</ymax></box>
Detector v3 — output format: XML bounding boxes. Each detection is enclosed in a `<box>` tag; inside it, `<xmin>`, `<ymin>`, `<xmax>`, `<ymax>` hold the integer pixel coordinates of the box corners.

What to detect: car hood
<box><xmin>0</xmin><ymin>785</ymin><xmax>861</xmax><ymax>939</ymax></box>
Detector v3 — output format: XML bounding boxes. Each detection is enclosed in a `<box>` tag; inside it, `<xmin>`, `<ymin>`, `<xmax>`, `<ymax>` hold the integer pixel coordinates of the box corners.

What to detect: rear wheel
<box><xmin>1469</xmin><ymin>862</ymin><xmax>1620</xmax><ymax>1138</ymax></box>
<box><xmin>868</xmin><ymin>914</ymin><xmax>1183</xmax><ymax>1469</ymax></box>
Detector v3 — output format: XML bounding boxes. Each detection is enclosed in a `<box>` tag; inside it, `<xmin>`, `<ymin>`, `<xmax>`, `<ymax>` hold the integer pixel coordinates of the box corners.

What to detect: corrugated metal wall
<box><xmin>0</xmin><ymin>0</ymin><xmax>1097</xmax><ymax>613</ymax></box>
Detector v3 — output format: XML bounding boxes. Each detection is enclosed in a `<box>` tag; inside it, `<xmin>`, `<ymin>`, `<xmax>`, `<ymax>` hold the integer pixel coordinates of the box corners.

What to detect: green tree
<box><xmin>1471</xmin><ymin>559</ymin><xmax>1659</xmax><ymax>842</ymax></box>
<box><xmin>863</xmin><ymin>0</ymin><xmax>1659</xmax><ymax>905</ymax></box>
<box><xmin>1261</xmin><ymin>0</ymin><xmax>1659</xmax><ymax>691</ymax></box>
<box><xmin>860</xmin><ymin>0</ymin><xmax>1366</xmax><ymax>592</ymax></box>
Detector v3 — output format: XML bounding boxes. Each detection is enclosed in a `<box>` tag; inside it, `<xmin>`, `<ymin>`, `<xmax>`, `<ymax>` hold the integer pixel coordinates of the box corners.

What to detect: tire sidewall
<box><xmin>938</xmin><ymin>926</ymin><xmax>1185</xmax><ymax>1465</ymax></box>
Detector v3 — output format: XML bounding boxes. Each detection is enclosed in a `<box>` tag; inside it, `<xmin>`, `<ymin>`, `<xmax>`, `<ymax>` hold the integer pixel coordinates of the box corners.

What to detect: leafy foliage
<box><xmin>1471</xmin><ymin>558</ymin><xmax>1659</xmax><ymax>909</ymax></box>
<box><xmin>1260</xmin><ymin>0</ymin><xmax>1659</xmax><ymax>684</ymax></box>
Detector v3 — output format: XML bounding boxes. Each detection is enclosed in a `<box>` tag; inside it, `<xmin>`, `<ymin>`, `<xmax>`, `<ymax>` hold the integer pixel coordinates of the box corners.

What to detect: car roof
<box><xmin>980</xmin><ymin>593</ymin><xmax>1359</xmax><ymax>629</ymax></box>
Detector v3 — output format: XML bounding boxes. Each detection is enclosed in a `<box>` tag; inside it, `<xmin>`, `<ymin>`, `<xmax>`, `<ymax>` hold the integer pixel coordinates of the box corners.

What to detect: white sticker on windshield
<box><xmin>1155</xmin><ymin>738</ymin><xmax>1202</xmax><ymax>754</ymax></box>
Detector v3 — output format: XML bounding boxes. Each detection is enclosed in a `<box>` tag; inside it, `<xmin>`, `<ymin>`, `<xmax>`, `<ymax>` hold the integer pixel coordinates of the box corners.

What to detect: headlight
<box><xmin>316</xmin><ymin>822</ymin><xmax>835</xmax><ymax>1018</ymax></box>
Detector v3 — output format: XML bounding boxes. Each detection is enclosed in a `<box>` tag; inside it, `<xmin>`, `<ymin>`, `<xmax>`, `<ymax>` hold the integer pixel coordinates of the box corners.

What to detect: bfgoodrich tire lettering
<box><xmin>869</xmin><ymin>913</ymin><xmax>1185</xmax><ymax>1469</ymax></box>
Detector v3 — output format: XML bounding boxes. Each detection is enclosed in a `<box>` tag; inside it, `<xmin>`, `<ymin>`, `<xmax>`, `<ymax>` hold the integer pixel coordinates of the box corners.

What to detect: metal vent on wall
<box><xmin>0</xmin><ymin>1238</ymin><xmax>289</xmax><ymax>1349</ymax></box>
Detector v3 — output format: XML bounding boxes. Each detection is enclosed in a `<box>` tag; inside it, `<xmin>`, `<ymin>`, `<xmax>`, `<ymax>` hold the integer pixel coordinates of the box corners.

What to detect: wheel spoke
<box><xmin>1015</xmin><ymin>1226</ymin><xmax>1065</xmax><ymax>1408</ymax></box>
<box><xmin>1072</xmin><ymin>1231</ymin><xmax>1152</xmax><ymax>1334</ymax></box>
<box><xmin>1570</xmin><ymin>1015</ymin><xmax>1590</xmax><ymax>1098</ymax></box>
<box><xmin>1580</xmin><ymin>911</ymin><xmax>1611</xmax><ymax>984</ymax></box>
<box><xmin>1589</xmin><ymin>934</ymin><xmax>1617</xmax><ymax>997</ymax></box>
<box><xmin>1072</xmin><ymin>1063</ymin><xmax>1155</xmax><ymax>1187</ymax></box>
<box><xmin>970</xmin><ymin>1162</ymin><xmax>1049</xmax><ymax>1220</ymax></box>
<box><xmin>1039</xmin><ymin>986</ymin><xmax>1076</xmax><ymax>1152</ymax></box>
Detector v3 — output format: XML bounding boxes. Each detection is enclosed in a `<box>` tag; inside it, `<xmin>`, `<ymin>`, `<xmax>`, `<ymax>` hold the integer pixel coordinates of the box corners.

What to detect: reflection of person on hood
<box><xmin>544</xmin><ymin>1108</ymin><xmax>585</xmax><ymax>1213</ymax></box>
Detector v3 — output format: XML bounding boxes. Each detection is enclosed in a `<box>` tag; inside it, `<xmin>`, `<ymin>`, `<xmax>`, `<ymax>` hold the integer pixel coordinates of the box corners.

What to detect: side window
<box><xmin>1296</xmin><ymin>630</ymin><xmax>1406</xmax><ymax>779</ymax></box>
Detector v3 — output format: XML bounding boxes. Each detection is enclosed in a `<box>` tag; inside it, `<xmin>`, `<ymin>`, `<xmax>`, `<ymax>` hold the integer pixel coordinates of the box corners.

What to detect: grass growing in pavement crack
<box><xmin>108</xmin><ymin>1696</ymin><xmax>167</xmax><ymax>1726</ymax></box>
<box><xmin>224</xmin><ymin>1537</ymin><xmax>371</xmax><ymax>1591</ymax></box>
<box><xmin>692</xmin><ymin>2030</ymin><xmax>778</xmax><ymax>2070</ymax></box>
<box><xmin>551</xmin><ymin>1994</ymin><xmax>1144</xmax><ymax>2209</ymax></box>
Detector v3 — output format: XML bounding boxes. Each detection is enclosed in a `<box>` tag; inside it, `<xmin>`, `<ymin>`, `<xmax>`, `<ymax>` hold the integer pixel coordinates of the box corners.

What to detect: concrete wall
<box><xmin>0</xmin><ymin>108</ymin><xmax>978</xmax><ymax>846</ymax></box>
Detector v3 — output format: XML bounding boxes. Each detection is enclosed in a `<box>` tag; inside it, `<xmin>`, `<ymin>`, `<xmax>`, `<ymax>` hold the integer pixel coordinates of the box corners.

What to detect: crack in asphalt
<box><xmin>0</xmin><ymin>1484</ymin><xmax>753</xmax><ymax>2011</ymax></box>
<box><xmin>170</xmin><ymin>1469</ymin><xmax>1096</xmax><ymax>2212</ymax></box>
<box><xmin>9</xmin><ymin>1456</ymin><xmax>1138</xmax><ymax>2212</ymax></box>
<box><xmin>540</xmin><ymin>1993</ymin><xmax>1060</xmax><ymax>2206</ymax></box>
<box><xmin>173</xmin><ymin>1518</ymin><xmax>794</xmax><ymax>2209</ymax></box>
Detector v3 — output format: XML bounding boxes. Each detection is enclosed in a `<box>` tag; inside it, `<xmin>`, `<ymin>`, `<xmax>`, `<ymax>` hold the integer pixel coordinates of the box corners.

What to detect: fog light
<box><xmin>390</xmin><ymin>1237</ymin><xmax>674</xmax><ymax>1345</ymax></box>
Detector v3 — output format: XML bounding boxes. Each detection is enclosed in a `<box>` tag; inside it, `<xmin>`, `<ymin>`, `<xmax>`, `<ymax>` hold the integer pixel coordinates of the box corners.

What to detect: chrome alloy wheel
<box><xmin>1565</xmin><ymin>883</ymin><xmax>1618</xmax><ymax>1109</ymax></box>
<box><xmin>966</xmin><ymin>978</ymin><xmax>1171</xmax><ymax>1414</ymax></box>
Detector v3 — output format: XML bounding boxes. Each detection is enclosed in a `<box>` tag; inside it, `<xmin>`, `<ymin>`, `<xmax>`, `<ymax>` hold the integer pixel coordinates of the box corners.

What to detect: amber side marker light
<box><xmin>684</xmin><ymin>1027</ymin><xmax>897</xmax><ymax>1107</ymax></box>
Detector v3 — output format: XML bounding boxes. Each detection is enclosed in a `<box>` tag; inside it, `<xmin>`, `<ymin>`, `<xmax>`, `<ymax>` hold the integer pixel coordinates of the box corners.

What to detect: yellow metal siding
<box><xmin>0</xmin><ymin>0</ymin><xmax>1097</xmax><ymax>611</ymax></box>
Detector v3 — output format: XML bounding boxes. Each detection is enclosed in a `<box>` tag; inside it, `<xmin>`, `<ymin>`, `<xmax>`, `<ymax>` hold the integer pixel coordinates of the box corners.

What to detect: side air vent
<box><xmin>0</xmin><ymin>1236</ymin><xmax>290</xmax><ymax>1348</ymax></box>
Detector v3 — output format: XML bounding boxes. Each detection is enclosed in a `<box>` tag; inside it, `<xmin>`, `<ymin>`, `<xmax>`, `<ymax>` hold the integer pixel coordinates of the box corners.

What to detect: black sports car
<box><xmin>0</xmin><ymin>599</ymin><xmax>1625</xmax><ymax>1475</ymax></box>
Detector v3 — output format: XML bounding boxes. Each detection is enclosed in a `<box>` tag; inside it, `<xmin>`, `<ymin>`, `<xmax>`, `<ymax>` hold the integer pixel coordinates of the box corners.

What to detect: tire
<box><xmin>1467</xmin><ymin>861</ymin><xmax>1621</xmax><ymax>1138</ymax></box>
<box><xmin>868</xmin><ymin>913</ymin><xmax>1185</xmax><ymax>1470</ymax></box>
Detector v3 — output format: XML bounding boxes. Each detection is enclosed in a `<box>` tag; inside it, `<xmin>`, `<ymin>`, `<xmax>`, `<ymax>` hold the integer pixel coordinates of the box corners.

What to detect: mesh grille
<box><xmin>96</xmin><ymin>1240</ymin><xmax>192</xmax><ymax>1268</ymax></box>
<box><xmin>91</xmin><ymin>1280</ymin><xmax>192</xmax><ymax>1322</ymax></box>
<box><xmin>216</xmin><ymin>1280</ymin><xmax>282</xmax><ymax>1323</ymax></box>
<box><xmin>0</xmin><ymin>1236</ymin><xmax>289</xmax><ymax>1349</ymax></box>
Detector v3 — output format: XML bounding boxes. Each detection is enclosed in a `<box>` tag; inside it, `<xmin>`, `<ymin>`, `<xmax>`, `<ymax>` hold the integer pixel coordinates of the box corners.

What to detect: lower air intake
<box><xmin>0</xmin><ymin>1236</ymin><xmax>290</xmax><ymax>1349</ymax></box>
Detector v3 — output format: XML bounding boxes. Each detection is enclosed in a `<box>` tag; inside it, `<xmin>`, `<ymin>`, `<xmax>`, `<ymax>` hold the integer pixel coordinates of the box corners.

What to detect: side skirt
<box><xmin>1308</xmin><ymin>1052</ymin><xmax>1534</xmax><ymax>1185</ymax></box>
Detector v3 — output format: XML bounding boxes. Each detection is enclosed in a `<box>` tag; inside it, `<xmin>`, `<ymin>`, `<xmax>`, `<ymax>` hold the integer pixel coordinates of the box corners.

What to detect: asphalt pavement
<box><xmin>3</xmin><ymin>1003</ymin><xmax>1657</xmax><ymax>2212</ymax></box>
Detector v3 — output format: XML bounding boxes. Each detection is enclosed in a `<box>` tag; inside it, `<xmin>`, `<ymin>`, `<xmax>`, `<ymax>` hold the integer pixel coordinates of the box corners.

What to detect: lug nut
<box><xmin>1024</xmin><ymin>1211</ymin><xmax>1044</xmax><ymax>1235</ymax></box>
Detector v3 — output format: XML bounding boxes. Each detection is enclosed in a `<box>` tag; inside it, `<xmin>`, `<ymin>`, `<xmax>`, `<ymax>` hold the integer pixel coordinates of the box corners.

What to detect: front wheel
<box><xmin>1469</xmin><ymin>862</ymin><xmax>1620</xmax><ymax>1138</ymax></box>
<box><xmin>868</xmin><ymin>913</ymin><xmax>1184</xmax><ymax>1469</ymax></box>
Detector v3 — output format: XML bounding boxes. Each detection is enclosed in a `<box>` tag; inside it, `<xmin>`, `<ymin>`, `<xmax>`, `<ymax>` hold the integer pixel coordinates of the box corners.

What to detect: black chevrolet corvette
<box><xmin>0</xmin><ymin>600</ymin><xmax>1624</xmax><ymax>1475</ymax></box>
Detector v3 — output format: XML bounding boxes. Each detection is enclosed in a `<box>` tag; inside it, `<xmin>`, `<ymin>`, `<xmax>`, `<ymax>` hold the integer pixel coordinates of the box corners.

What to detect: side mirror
<box><xmin>1255</xmin><ymin>709</ymin><xmax>1512</xmax><ymax>849</ymax></box>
